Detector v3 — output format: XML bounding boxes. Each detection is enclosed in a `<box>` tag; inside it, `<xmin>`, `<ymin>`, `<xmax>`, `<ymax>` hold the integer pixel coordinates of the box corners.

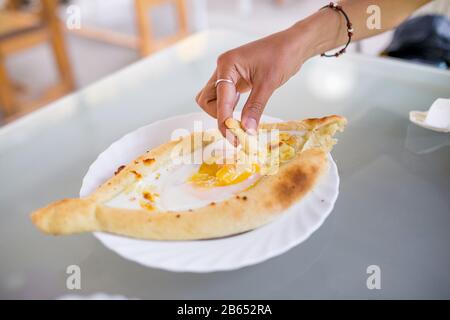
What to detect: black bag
<box><xmin>383</xmin><ymin>14</ymin><xmax>450</xmax><ymax>68</ymax></box>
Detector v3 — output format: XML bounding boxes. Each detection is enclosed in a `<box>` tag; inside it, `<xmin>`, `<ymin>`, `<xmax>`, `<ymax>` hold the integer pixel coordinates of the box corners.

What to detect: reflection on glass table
<box><xmin>0</xmin><ymin>30</ymin><xmax>449</xmax><ymax>299</ymax></box>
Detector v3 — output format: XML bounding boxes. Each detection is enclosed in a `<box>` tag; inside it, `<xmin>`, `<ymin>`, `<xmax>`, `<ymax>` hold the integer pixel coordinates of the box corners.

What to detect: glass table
<box><xmin>1</xmin><ymin>30</ymin><xmax>449</xmax><ymax>299</ymax></box>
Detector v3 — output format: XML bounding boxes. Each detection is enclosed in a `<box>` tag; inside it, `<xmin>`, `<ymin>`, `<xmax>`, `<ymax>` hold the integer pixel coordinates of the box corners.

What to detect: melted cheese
<box><xmin>105</xmin><ymin>132</ymin><xmax>304</xmax><ymax>212</ymax></box>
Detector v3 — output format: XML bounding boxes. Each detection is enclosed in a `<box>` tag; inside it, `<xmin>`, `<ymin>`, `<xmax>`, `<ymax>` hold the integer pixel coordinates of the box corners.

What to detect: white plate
<box><xmin>80</xmin><ymin>112</ymin><xmax>339</xmax><ymax>273</ymax></box>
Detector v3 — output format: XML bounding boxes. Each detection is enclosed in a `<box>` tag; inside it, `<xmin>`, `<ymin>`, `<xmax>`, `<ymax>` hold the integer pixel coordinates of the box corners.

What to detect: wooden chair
<box><xmin>68</xmin><ymin>0</ymin><xmax>189</xmax><ymax>57</ymax></box>
<box><xmin>134</xmin><ymin>0</ymin><xmax>188</xmax><ymax>56</ymax></box>
<box><xmin>0</xmin><ymin>0</ymin><xmax>75</xmax><ymax>118</ymax></box>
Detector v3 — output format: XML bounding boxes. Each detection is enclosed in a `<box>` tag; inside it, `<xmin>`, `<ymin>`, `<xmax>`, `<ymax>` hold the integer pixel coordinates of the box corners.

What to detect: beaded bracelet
<box><xmin>320</xmin><ymin>2</ymin><xmax>354</xmax><ymax>57</ymax></box>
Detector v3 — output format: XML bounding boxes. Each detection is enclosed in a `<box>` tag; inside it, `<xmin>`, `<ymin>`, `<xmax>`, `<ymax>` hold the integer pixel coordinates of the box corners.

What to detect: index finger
<box><xmin>216</xmin><ymin>74</ymin><xmax>239</xmax><ymax>138</ymax></box>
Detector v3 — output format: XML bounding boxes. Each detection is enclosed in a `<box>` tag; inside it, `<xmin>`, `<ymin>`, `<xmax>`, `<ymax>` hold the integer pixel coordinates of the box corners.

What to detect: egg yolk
<box><xmin>189</xmin><ymin>162</ymin><xmax>260</xmax><ymax>187</ymax></box>
<box><xmin>189</xmin><ymin>133</ymin><xmax>298</xmax><ymax>187</ymax></box>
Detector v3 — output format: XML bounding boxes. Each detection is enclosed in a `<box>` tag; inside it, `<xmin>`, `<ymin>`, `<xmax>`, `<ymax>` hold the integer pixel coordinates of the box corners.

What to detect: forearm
<box><xmin>288</xmin><ymin>0</ymin><xmax>432</xmax><ymax>59</ymax></box>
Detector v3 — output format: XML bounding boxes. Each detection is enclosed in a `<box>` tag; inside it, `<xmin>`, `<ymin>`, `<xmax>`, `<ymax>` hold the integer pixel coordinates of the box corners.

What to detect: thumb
<box><xmin>241</xmin><ymin>84</ymin><xmax>274</xmax><ymax>133</ymax></box>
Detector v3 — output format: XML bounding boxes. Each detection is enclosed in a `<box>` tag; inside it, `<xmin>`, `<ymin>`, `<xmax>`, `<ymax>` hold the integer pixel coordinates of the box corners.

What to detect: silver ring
<box><xmin>215</xmin><ymin>78</ymin><xmax>234</xmax><ymax>88</ymax></box>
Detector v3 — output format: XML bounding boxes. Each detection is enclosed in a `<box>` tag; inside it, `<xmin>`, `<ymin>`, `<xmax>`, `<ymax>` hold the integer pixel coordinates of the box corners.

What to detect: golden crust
<box><xmin>31</xmin><ymin>115</ymin><xmax>346</xmax><ymax>240</ymax></box>
<box><xmin>259</xmin><ymin>114</ymin><xmax>346</xmax><ymax>131</ymax></box>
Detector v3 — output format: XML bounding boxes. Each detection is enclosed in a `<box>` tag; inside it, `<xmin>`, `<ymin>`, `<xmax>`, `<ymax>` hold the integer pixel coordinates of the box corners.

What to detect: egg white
<box><xmin>105</xmin><ymin>138</ymin><xmax>261</xmax><ymax>212</ymax></box>
<box><xmin>105</xmin><ymin>131</ymin><xmax>308</xmax><ymax>212</ymax></box>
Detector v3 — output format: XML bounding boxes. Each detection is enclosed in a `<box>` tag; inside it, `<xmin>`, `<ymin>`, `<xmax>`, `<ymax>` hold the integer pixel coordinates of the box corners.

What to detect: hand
<box><xmin>196</xmin><ymin>0</ymin><xmax>431</xmax><ymax>139</ymax></box>
<box><xmin>195</xmin><ymin>28</ymin><xmax>310</xmax><ymax>138</ymax></box>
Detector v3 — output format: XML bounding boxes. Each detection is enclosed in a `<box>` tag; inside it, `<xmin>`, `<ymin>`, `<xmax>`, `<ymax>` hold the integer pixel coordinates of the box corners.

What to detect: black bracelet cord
<box><xmin>320</xmin><ymin>2</ymin><xmax>354</xmax><ymax>57</ymax></box>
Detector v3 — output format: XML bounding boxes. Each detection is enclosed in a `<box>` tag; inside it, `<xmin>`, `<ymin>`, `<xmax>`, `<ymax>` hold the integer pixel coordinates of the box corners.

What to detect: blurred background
<box><xmin>0</xmin><ymin>0</ymin><xmax>449</xmax><ymax>124</ymax></box>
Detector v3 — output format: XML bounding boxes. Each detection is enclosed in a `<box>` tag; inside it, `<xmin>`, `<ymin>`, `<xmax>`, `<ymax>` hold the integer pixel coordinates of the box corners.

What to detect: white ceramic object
<box><xmin>410</xmin><ymin>98</ymin><xmax>450</xmax><ymax>133</ymax></box>
<box><xmin>80</xmin><ymin>112</ymin><xmax>340</xmax><ymax>272</ymax></box>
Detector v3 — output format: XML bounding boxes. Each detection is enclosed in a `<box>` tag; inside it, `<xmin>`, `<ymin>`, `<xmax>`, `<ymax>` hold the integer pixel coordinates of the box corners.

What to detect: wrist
<box><xmin>288</xmin><ymin>7</ymin><xmax>347</xmax><ymax>60</ymax></box>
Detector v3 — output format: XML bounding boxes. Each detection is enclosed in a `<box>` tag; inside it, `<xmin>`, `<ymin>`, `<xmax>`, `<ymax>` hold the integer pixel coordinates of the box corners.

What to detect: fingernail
<box><xmin>243</xmin><ymin>118</ymin><xmax>257</xmax><ymax>135</ymax></box>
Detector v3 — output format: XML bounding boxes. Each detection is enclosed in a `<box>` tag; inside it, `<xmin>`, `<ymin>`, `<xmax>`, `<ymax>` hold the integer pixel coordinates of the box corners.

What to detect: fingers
<box><xmin>195</xmin><ymin>69</ymin><xmax>240</xmax><ymax>144</ymax></box>
<box><xmin>216</xmin><ymin>81</ymin><xmax>238</xmax><ymax>138</ymax></box>
<box><xmin>197</xmin><ymin>51</ymin><xmax>268</xmax><ymax>143</ymax></box>
<box><xmin>215</xmin><ymin>55</ymin><xmax>240</xmax><ymax>138</ymax></box>
<box><xmin>241</xmin><ymin>83</ymin><xmax>275</xmax><ymax>133</ymax></box>
<box><xmin>235</xmin><ymin>78</ymin><xmax>251</xmax><ymax>94</ymax></box>
<box><xmin>196</xmin><ymin>70</ymin><xmax>275</xmax><ymax>139</ymax></box>
<box><xmin>196</xmin><ymin>71</ymin><xmax>218</xmax><ymax>118</ymax></box>
<box><xmin>196</xmin><ymin>76</ymin><xmax>248</xmax><ymax>122</ymax></box>
<box><xmin>197</xmin><ymin>52</ymin><xmax>241</xmax><ymax>138</ymax></box>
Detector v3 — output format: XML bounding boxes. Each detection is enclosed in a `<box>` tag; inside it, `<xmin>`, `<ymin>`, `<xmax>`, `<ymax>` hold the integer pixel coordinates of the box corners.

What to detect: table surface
<box><xmin>1</xmin><ymin>30</ymin><xmax>449</xmax><ymax>299</ymax></box>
